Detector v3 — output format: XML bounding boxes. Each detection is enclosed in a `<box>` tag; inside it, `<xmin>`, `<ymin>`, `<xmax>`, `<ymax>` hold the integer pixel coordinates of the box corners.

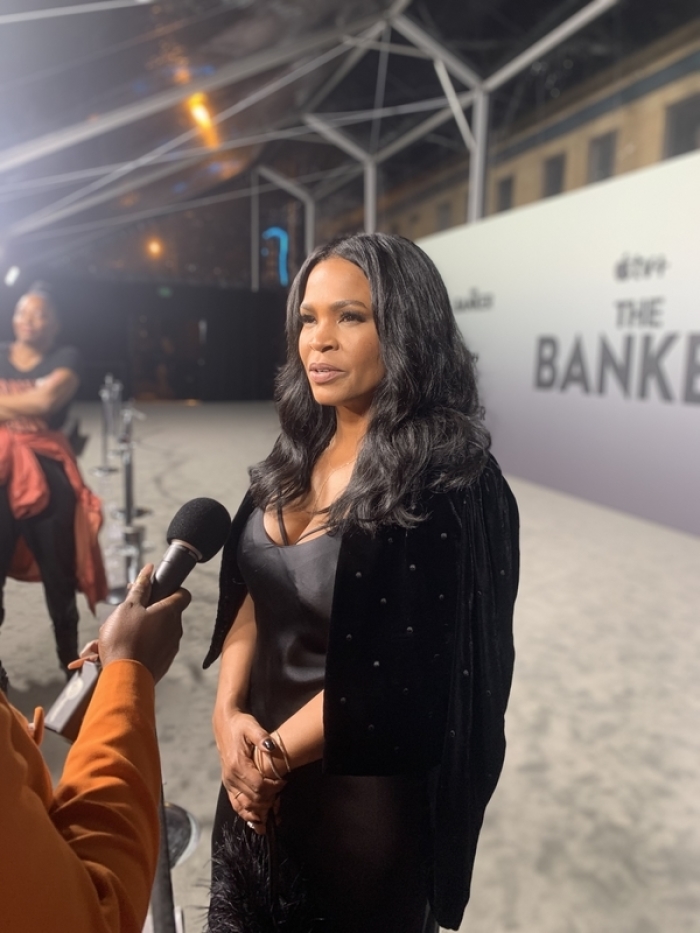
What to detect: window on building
<box><xmin>436</xmin><ymin>201</ymin><xmax>452</xmax><ymax>231</ymax></box>
<box><xmin>496</xmin><ymin>176</ymin><xmax>514</xmax><ymax>212</ymax></box>
<box><xmin>587</xmin><ymin>132</ymin><xmax>617</xmax><ymax>183</ymax></box>
<box><xmin>542</xmin><ymin>153</ymin><xmax>566</xmax><ymax>197</ymax></box>
<box><xmin>664</xmin><ymin>93</ymin><xmax>700</xmax><ymax>158</ymax></box>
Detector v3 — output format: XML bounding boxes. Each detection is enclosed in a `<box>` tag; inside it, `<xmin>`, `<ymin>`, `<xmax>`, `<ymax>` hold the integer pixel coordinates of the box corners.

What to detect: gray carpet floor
<box><xmin>2</xmin><ymin>401</ymin><xmax>698</xmax><ymax>933</ymax></box>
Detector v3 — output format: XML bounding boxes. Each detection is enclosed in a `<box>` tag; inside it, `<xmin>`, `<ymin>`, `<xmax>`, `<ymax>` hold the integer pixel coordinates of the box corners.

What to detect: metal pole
<box><xmin>120</xmin><ymin>408</ymin><xmax>138</xmax><ymax>586</ymax></box>
<box><xmin>258</xmin><ymin>165</ymin><xmax>316</xmax><ymax>257</ymax></box>
<box><xmin>467</xmin><ymin>89</ymin><xmax>489</xmax><ymax>224</ymax></box>
<box><xmin>123</xmin><ymin>444</ymin><xmax>134</xmax><ymax>527</ymax></box>
<box><xmin>99</xmin><ymin>387</ymin><xmax>113</xmax><ymax>475</ymax></box>
<box><xmin>364</xmin><ymin>160</ymin><xmax>377</xmax><ymax>233</ymax></box>
<box><xmin>93</xmin><ymin>375</ymin><xmax>119</xmax><ymax>476</ymax></box>
<box><xmin>106</xmin><ymin>403</ymin><xmax>147</xmax><ymax>602</ymax></box>
<box><xmin>305</xmin><ymin>199</ymin><xmax>316</xmax><ymax>256</ymax></box>
<box><xmin>433</xmin><ymin>59</ymin><xmax>476</xmax><ymax>153</ymax></box>
<box><xmin>392</xmin><ymin>14</ymin><xmax>481</xmax><ymax>89</ymax></box>
<box><xmin>150</xmin><ymin>794</ymin><xmax>178</xmax><ymax>933</ymax></box>
<box><xmin>483</xmin><ymin>0</ymin><xmax>621</xmax><ymax>93</ymax></box>
<box><xmin>302</xmin><ymin>0</ymin><xmax>413</xmax><ymax>113</ymax></box>
<box><xmin>368</xmin><ymin>24</ymin><xmax>391</xmax><ymax>154</ymax></box>
<box><xmin>251</xmin><ymin>169</ymin><xmax>259</xmax><ymax>291</ymax></box>
<box><xmin>0</xmin><ymin>1</ymin><xmax>154</xmax><ymax>25</ymax></box>
<box><xmin>375</xmin><ymin>91</ymin><xmax>475</xmax><ymax>164</ymax></box>
<box><xmin>111</xmin><ymin>378</ymin><xmax>123</xmax><ymax>432</ymax></box>
<box><xmin>112</xmin><ymin>401</ymin><xmax>150</xmax><ymax>523</ymax></box>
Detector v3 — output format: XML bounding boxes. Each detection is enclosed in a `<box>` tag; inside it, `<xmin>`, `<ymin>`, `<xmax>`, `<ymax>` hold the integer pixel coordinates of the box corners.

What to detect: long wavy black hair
<box><xmin>249</xmin><ymin>233</ymin><xmax>490</xmax><ymax>533</ymax></box>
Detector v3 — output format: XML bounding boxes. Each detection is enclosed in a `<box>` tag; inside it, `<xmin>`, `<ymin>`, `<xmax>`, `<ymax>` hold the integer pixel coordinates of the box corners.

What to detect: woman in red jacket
<box><xmin>0</xmin><ymin>282</ymin><xmax>105</xmax><ymax>676</ymax></box>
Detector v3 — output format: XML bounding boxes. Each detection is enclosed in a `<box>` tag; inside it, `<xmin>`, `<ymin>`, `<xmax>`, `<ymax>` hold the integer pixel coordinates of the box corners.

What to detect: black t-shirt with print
<box><xmin>0</xmin><ymin>343</ymin><xmax>81</xmax><ymax>430</ymax></box>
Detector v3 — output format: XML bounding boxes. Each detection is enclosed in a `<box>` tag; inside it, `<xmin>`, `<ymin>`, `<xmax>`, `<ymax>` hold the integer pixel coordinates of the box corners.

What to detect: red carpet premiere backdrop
<box><xmin>421</xmin><ymin>150</ymin><xmax>700</xmax><ymax>536</ymax></box>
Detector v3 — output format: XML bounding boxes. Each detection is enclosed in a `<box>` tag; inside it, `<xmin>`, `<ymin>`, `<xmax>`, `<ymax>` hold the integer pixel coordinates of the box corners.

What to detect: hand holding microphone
<box><xmin>69</xmin><ymin>568</ymin><xmax>189</xmax><ymax>685</ymax></box>
<box><xmin>98</xmin><ymin>495</ymin><xmax>231</xmax><ymax>679</ymax></box>
<box><xmin>47</xmin><ymin>497</ymin><xmax>231</xmax><ymax>738</ymax></box>
<box><xmin>97</xmin><ymin>564</ymin><xmax>189</xmax><ymax>684</ymax></box>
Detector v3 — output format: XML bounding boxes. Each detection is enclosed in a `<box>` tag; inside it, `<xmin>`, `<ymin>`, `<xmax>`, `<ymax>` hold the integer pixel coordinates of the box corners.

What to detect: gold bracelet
<box><xmin>265</xmin><ymin>752</ymin><xmax>283</xmax><ymax>782</ymax></box>
<box><xmin>255</xmin><ymin>743</ymin><xmax>283</xmax><ymax>781</ymax></box>
<box><xmin>274</xmin><ymin>730</ymin><xmax>292</xmax><ymax>775</ymax></box>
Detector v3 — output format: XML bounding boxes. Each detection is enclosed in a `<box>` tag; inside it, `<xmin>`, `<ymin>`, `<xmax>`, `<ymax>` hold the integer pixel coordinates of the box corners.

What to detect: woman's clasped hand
<box><xmin>213</xmin><ymin>706</ymin><xmax>288</xmax><ymax>833</ymax></box>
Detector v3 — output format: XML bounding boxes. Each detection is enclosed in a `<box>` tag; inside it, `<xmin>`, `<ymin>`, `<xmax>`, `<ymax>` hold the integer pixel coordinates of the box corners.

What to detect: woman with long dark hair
<box><xmin>204</xmin><ymin>234</ymin><xmax>519</xmax><ymax>932</ymax></box>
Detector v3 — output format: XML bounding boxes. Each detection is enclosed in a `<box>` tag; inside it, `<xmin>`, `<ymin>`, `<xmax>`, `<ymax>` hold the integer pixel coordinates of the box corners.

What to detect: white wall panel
<box><xmin>420</xmin><ymin>151</ymin><xmax>700</xmax><ymax>534</ymax></box>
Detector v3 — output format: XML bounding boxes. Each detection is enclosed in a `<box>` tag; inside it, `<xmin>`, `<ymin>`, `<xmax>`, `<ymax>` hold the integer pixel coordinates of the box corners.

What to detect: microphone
<box><xmin>45</xmin><ymin>497</ymin><xmax>231</xmax><ymax>740</ymax></box>
<box><xmin>149</xmin><ymin>497</ymin><xmax>232</xmax><ymax>604</ymax></box>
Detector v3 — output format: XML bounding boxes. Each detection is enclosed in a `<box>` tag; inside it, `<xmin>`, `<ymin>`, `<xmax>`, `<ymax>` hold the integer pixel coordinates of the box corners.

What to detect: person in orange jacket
<box><xmin>0</xmin><ymin>564</ymin><xmax>190</xmax><ymax>933</ymax></box>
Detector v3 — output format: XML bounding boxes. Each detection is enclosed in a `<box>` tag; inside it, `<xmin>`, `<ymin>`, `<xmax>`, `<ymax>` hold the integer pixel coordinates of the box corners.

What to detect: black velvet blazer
<box><xmin>203</xmin><ymin>454</ymin><xmax>519</xmax><ymax>930</ymax></box>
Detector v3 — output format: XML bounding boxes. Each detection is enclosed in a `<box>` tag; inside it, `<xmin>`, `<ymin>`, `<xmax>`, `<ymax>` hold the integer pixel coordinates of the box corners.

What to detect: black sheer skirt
<box><xmin>212</xmin><ymin>765</ymin><xmax>437</xmax><ymax>933</ymax></box>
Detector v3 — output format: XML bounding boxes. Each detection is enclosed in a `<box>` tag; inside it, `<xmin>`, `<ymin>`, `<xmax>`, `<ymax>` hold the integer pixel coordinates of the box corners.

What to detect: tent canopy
<box><xmin>0</xmin><ymin>0</ymin><xmax>696</xmax><ymax>280</ymax></box>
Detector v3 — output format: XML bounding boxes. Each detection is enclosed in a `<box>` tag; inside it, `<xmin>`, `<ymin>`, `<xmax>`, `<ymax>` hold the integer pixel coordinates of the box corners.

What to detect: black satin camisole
<box><xmin>238</xmin><ymin>508</ymin><xmax>341</xmax><ymax>731</ymax></box>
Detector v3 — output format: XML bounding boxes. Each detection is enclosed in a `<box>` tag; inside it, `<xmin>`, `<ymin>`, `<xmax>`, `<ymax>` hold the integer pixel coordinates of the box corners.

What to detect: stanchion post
<box><xmin>93</xmin><ymin>374</ymin><xmax>121</xmax><ymax>476</ymax></box>
<box><xmin>150</xmin><ymin>794</ymin><xmax>178</xmax><ymax>933</ymax></box>
<box><xmin>114</xmin><ymin>401</ymin><xmax>151</xmax><ymax>521</ymax></box>
<box><xmin>101</xmin><ymin>401</ymin><xmax>189</xmax><ymax>929</ymax></box>
<box><xmin>105</xmin><ymin>401</ymin><xmax>147</xmax><ymax>602</ymax></box>
<box><xmin>120</xmin><ymin>407</ymin><xmax>135</xmax><ymax>526</ymax></box>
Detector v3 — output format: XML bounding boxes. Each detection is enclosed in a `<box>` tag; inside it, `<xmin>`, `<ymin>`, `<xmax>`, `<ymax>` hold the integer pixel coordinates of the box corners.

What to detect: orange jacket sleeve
<box><xmin>0</xmin><ymin>660</ymin><xmax>162</xmax><ymax>933</ymax></box>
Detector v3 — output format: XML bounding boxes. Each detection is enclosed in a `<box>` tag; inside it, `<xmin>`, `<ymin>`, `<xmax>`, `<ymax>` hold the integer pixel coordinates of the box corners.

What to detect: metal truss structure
<box><xmin>0</xmin><ymin>0</ymin><xmax>621</xmax><ymax>281</ymax></box>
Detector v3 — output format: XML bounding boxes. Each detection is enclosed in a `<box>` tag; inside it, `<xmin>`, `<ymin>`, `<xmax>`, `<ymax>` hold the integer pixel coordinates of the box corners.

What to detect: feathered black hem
<box><xmin>206</xmin><ymin>816</ymin><xmax>318</xmax><ymax>933</ymax></box>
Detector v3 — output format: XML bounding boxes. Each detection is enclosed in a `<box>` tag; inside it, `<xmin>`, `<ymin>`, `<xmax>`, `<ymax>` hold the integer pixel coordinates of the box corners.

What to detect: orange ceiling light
<box><xmin>146</xmin><ymin>238</ymin><xmax>163</xmax><ymax>258</ymax></box>
<box><xmin>188</xmin><ymin>93</ymin><xmax>213</xmax><ymax>128</ymax></box>
<box><xmin>187</xmin><ymin>92</ymin><xmax>219</xmax><ymax>147</ymax></box>
<box><xmin>173</xmin><ymin>64</ymin><xmax>191</xmax><ymax>85</ymax></box>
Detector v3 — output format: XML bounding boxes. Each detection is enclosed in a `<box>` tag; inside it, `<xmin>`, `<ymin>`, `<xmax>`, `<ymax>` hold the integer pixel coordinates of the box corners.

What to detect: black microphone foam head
<box><xmin>166</xmin><ymin>497</ymin><xmax>231</xmax><ymax>563</ymax></box>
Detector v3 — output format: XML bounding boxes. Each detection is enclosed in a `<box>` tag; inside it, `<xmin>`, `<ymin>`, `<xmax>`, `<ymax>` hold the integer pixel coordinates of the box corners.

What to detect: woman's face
<box><xmin>298</xmin><ymin>256</ymin><xmax>385</xmax><ymax>415</ymax></box>
<box><xmin>13</xmin><ymin>294</ymin><xmax>58</xmax><ymax>351</ymax></box>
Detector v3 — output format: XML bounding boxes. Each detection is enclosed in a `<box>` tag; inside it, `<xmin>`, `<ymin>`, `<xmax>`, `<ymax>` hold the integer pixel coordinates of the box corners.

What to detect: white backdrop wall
<box><xmin>420</xmin><ymin>150</ymin><xmax>700</xmax><ymax>537</ymax></box>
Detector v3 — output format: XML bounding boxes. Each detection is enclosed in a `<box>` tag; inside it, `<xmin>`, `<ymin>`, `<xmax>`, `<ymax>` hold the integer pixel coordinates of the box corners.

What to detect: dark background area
<box><xmin>0</xmin><ymin>0</ymin><xmax>697</xmax><ymax>402</ymax></box>
<box><xmin>0</xmin><ymin>282</ymin><xmax>286</xmax><ymax>401</ymax></box>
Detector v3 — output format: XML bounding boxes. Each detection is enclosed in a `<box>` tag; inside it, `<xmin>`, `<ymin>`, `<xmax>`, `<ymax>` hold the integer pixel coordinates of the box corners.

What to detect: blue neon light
<box><xmin>262</xmin><ymin>226</ymin><xmax>289</xmax><ymax>286</ymax></box>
